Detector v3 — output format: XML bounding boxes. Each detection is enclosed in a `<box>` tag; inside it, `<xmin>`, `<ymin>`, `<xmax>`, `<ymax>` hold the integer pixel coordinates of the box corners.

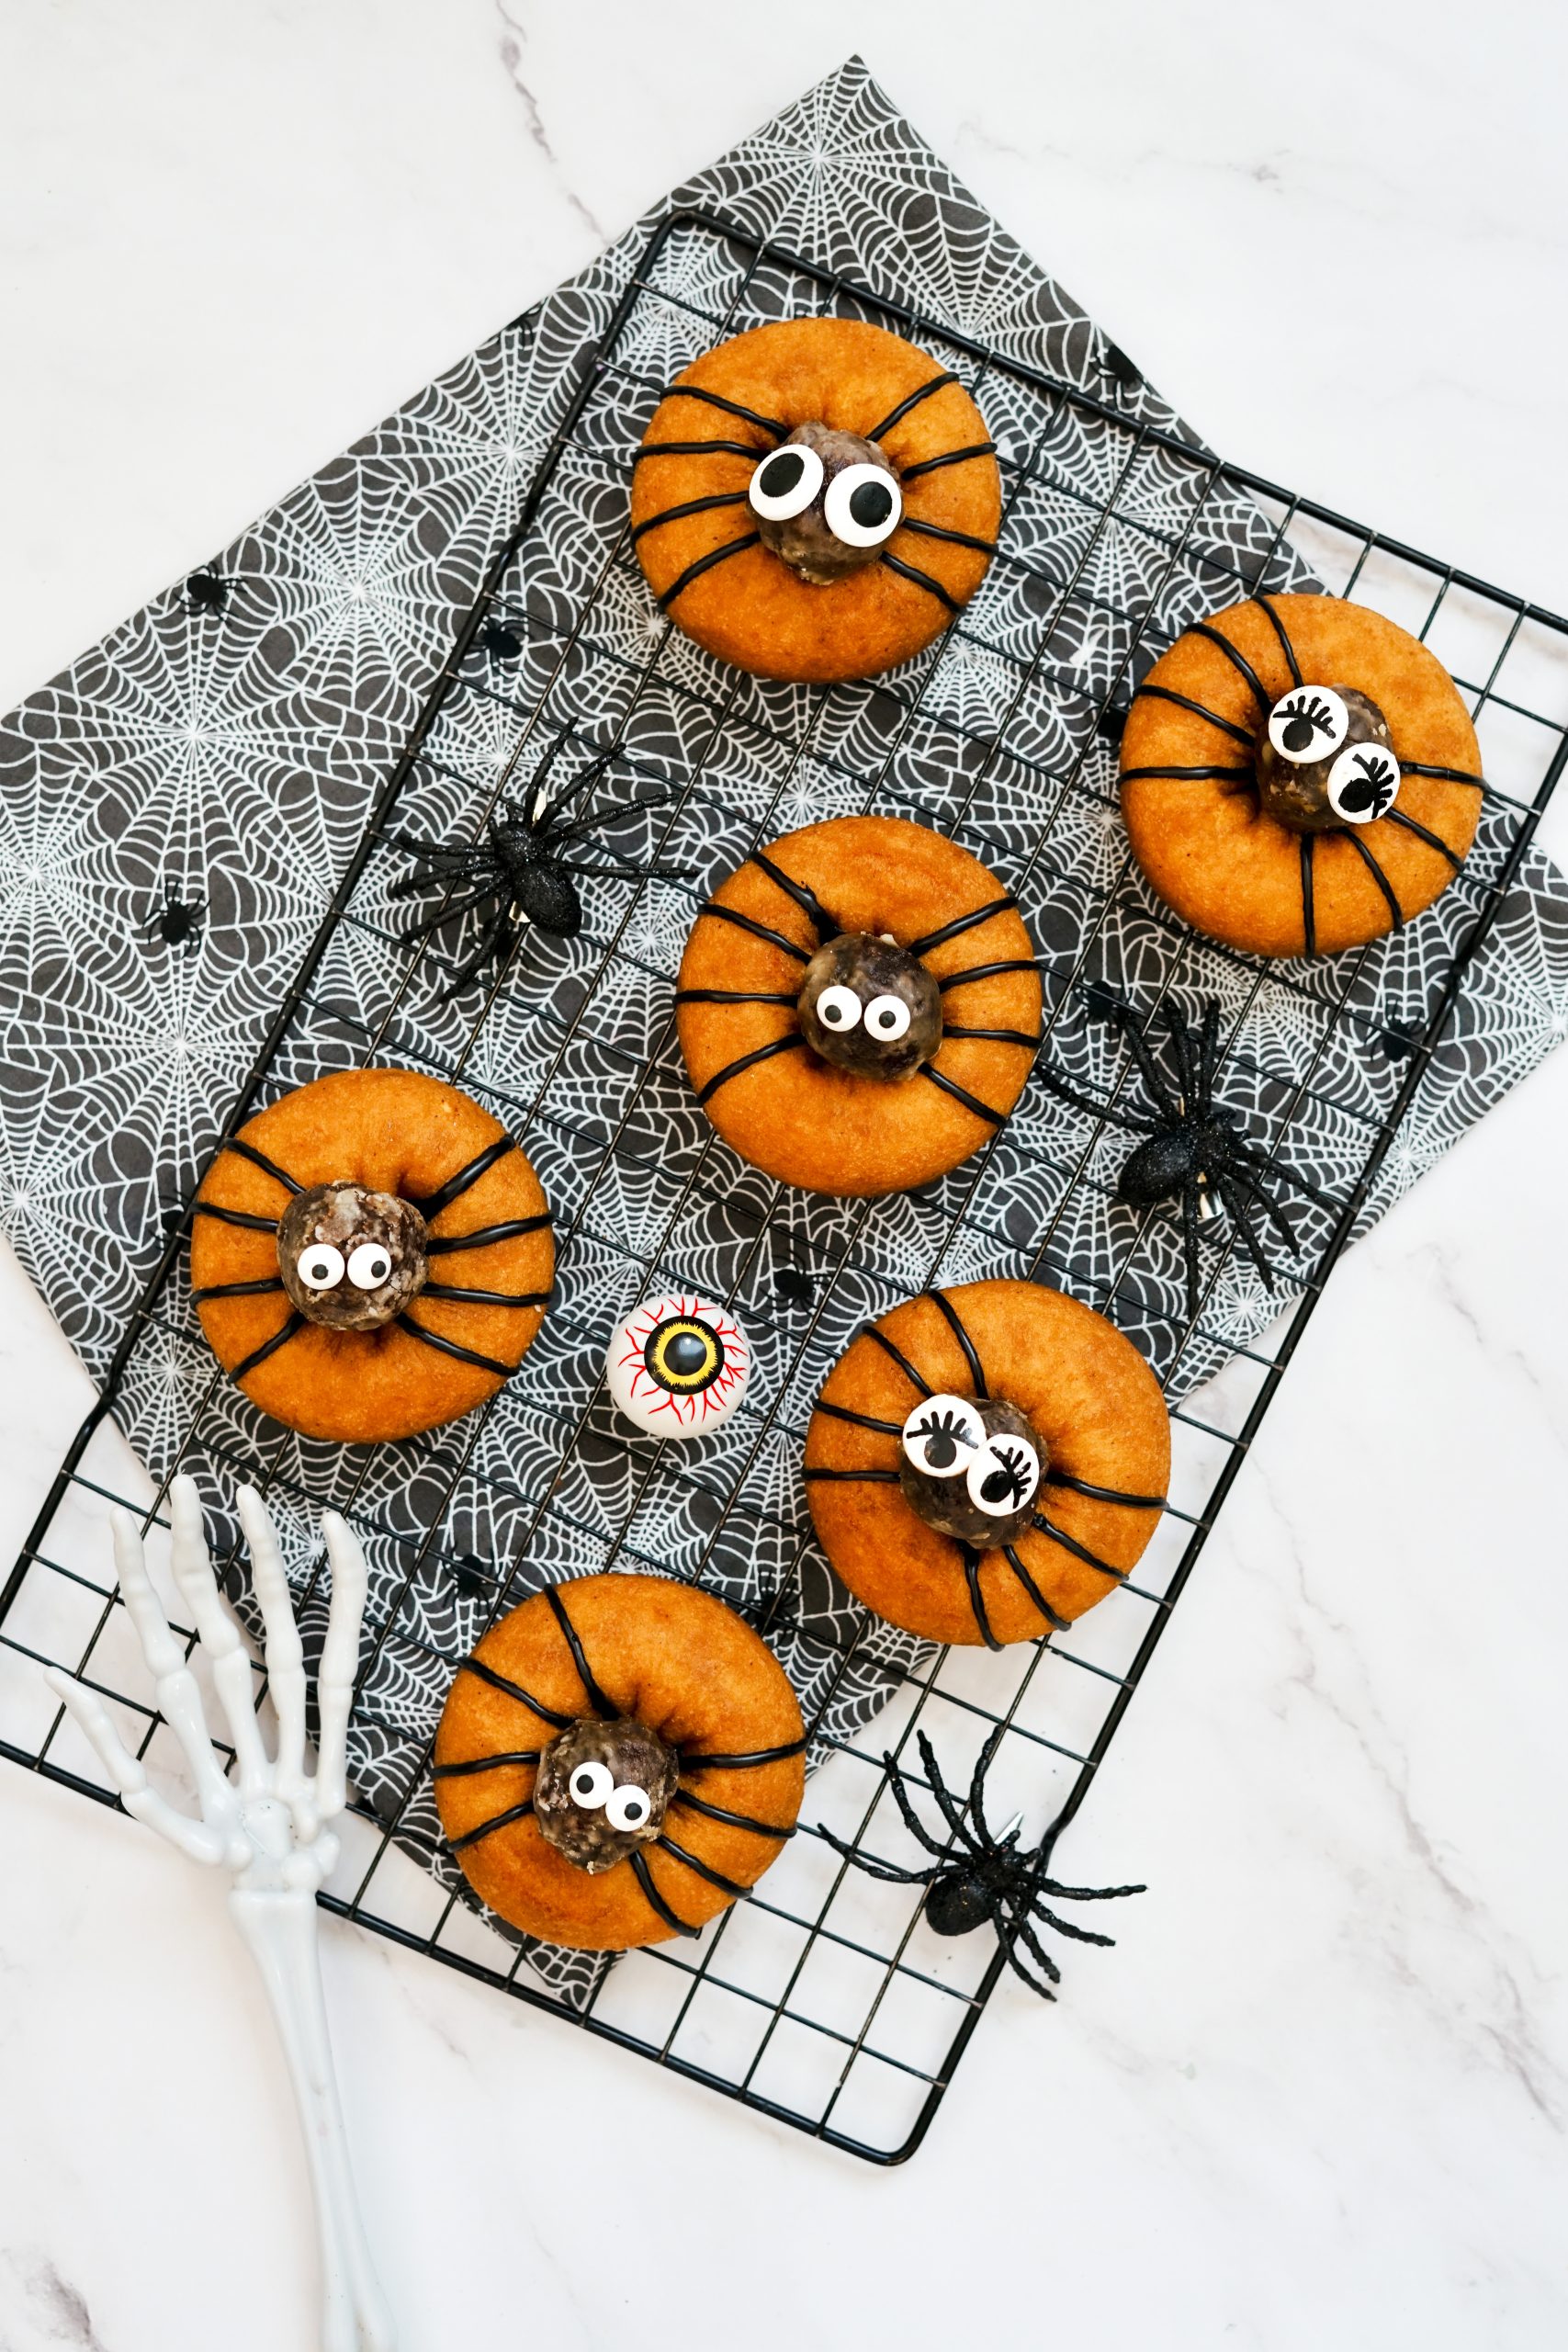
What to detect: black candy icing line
<box><xmin>920</xmin><ymin>1065</ymin><xmax>1006</xmax><ymax>1125</ymax></box>
<box><xmin>1031</xmin><ymin>1511</ymin><xmax>1127</xmax><ymax>1581</ymax></box>
<box><xmin>1002</xmin><ymin>1544</ymin><xmax>1069</xmax><ymax>1631</ymax></box>
<box><xmin>898</xmin><ymin>517</ymin><xmax>998</xmax><ymax>557</ymax></box>
<box><xmin>1343</xmin><ymin>829</ymin><xmax>1405</xmax><ymax>929</ymax></box>
<box><xmin>425</xmin><ymin>1212</ymin><xmax>553</xmax><ymax>1253</ymax></box>
<box><xmin>1133</xmin><ymin>684</ymin><xmax>1256</xmax><ymax>751</ymax></box>
<box><xmin>860</xmin><ymin>1322</ymin><xmax>935</xmax><ymax>1398</ymax></box>
<box><xmin>1046</xmin><ymin>1471</ymin><xmax>1166</xmax><ymax>1510</ymax></box>
<box><xmin>655</xmin><ymin>1834</ymin><xmax>749</xmax><ymax>1900</ymax></box>
<box><xmin>220</xmin><ymin>1136</ymin><xmax>303</xmax><ymax>1194</ymax></box>
<box><xmin>657</xmin><ymin>532</ymin><xmax>761</xmax><ymax>611</ymax></box>
<box><xmin>1400</xmin><ymin>761</ymin><xmax>1486</xmax><ymax>788</ymax></box>
<box><xmin>630</xmin><ymin>490</ymin><xmax>750</xmax><ymax>546</ymax></box>
<box><xmin>961</xmin><ymin>1544</ymin><xmax>1001</xmax><ymax>1650</ymax></box>
<box><xmin>1120</xmin><ymin>763</ymin><xmax>1255</xmax><ymax>784</ymax></box>
<box><xmin>880</xmin><ymin>550</ymin><xmax>963</xmax><ymax>615</ymax></box>
<box><xmin>1251</xmin><ymin>594</ymin><xmax>1303</xmax><ymax>686</ymax></box>
<box><xmin>812</xmin><ymin>1400</ymin><xmax>903</xmax><ymax>1436</ymax></box>
<box><xmin>1300</xmin><ymin>833</ymin><xmax>1317</xmax><ymax>958</ymax></box>
<box><xmin>415</xmin><ymin>1134</ymin><xmax>515</xmax><ymax>1221</ymax></box>
<box><xmin>433</xmin><ymin>1750</ymin><xmax>542</xmax><ymax>1778</ymax></box>
<box><xmin>631</xmin><ymin>437</ymin><xmax>761</xmax><ymax>465</ymax></box>
<box><xmin>899</xmin><ymin>440</ymin><xmax>996</xmax><ymax>481</ymax></box>
<box><xmin>191</xmin><ymin>1276</ymin><xmax>285</xmax><ymax>1304</ymax></box>
<box><xmin>419</xmin><ymin>1283</ymin><xmax>551</xmax><ymax>1307</ymax></box>
<box><xmin>628</xmin><ymin>1849</ymin><xmax>700</xmax><ymax>1937</ymax></box>
<box><xmin>679</xmin><ymin>1736</ymin><xmax>807</xmax><ymax>1772</ymax></box>
<box><xmin>673</xmin><ymin>989</ymin><xmax>800</xmax><ymax>1007</ymax></box>
<box><xmin>928</xmin><ymin>1288</ymin><xmax>988</xmax><ymax>1397</ymax></box>
<box><xmin>543</xmin><ymin>1583</ymin><xmax>618</xmax><ymax>1720</ymax></box>
<box><xmin>1190</xmin><ymin>621</ymin><xmax>1270</xmax><ymax>709</ymax></box>
<box><xmin>699</xmin><ymin>902</ymin><xmax>812</xmax><ymax>962</ymax></box>
<box><xmin>749</xmin><ymin>849</ymin><xmax>836</xmax><ymax>941</ymax></box>
<box><xmin>936</xmin><ymin>956</ymin><xmax>1042</xmax><ymax>993</ymax></box>
<box><xmin>671</xmin><ymin>1789</ymin><xmax>796</xmax><ymax>1840</ymax></box>
<box><xmin>447</xmin><ymin>1798</ymin><xmax>536</xmax><ymax>1852</ymax></box>
<box><xmin>396</xmin><ymin>1314</ymin><xmax>513</xmax><ymax>1378</ymax></box>
<box><xmin>805</xmin><ymin>1466</ymin><xmax>902</xmax><ymax>1485</ymax></box>
<box><xmin>657</xmin><ymin>381</ymin><xmax>786</xmax><ymax>438</ymax></box>
<box><xmin>908</xmin><ymin>895</ymin><xmax>1019</xmax><ymax>957</ymax></box>
<box><xmin>230</xmin><ymin>1311</ymin><xmax>305</xmax><ymax>1382</ymax></box>
<box><xmin>1384</xmin><ymin>808</ymin><xmax>1465</xmax><ymax>868</ymax></box>
<box><xmin>192</xmin><ymin>1202</ymin><xmax>280</xmax><ymax>1234</ymax></box>
<box><xmin>695</xmin><ymin>1032</ymin><xmax>804</xmax><ymax>1106</ymax></box>
<box><xmin>459</xmin><ymin>1655</ymin><xmax>575</xmax><ymax>1731</ymax></box>
<box><xmin>864</xmin><ymin>370</ymin><xmax>959</xmax><ymax>443</ymax></box>
<box><xmin>941</xmin><ymin>1024</ymin><xmax>1041</xmax><ymax>1047</ymax></box>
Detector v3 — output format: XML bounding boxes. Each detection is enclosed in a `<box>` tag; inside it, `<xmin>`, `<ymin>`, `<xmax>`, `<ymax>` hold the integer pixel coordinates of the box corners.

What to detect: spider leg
<box><xmin>1163</xmin><ymin>1000</ymin><xmax>1200</xmax><ymax>1113</ymax></box>
<box><xmin>1227</xmin><ymin>1136</ymin><xmax>1337</xmax><ymax>1215</ymax></box>
<box><xmin>914</xmin><ymin>1733</ymin><xmax>984</xmax><ymax>1854</ymax></box>
<box><xmin>1197</xmin><ymin>999</ymin><xmax>1222</xmax><ymax>1103</ymax></box>
<box><xmin>438</xmin><ymin>915</ymin><xmax>517</xmax><ymax>1001</ymax></box>
<box><xmin>1098</xmin><ymin>995</ymin><xmax>1183</xmax><ymax>1123</ymax></box>
<box><xmin>999</xmin><ymin>1905</ymin><xmax>1062</xmax><ymax>1995</ymax></box>
<box><xmin>1214</xmin><ymin>1173</ymin><xmax>1279</xmax><ymax>1290</ymax></box>
<box><xmin>1037</xmin><ymin>1066</ymin><xmax>1159</xmax><ymax>1136</ymax></box>
<box><xmin>389</xmin><ymin>847</ymin><xmax>493</xmax><ymax>898</ymax></box>
<box><xmin>400</xmin><ymin>885</ymin><xmax>506</xmax><ymax>938</ymax></box>
<box><xmin>1026</xmin><ymin>1898</ymin><xmax>1118</xmax><ymax>1949</ymax></box>
<box><xmin>1179</xmin><ymin>1177</ymin><xmax>1203</xmax><ymax>1324</ymax></box>
<box><xmin>882</xmin><ymin>1747</ymin><xmax>961</xmax><ymax>1863</ymax></box>
<box><xmin>813</xmin><ymin>1824</ymin><xmax>939</xmax><ymax>1885</ymax></box>
<box><xmin>1032</xmin><ymin>1876</ymin><xmax>1146</xmax><ymax>1904</ymax></box>
<box><xmin>1220</xmin><ymin>1159</ymin><xmax>1298</xmax><ymax>1253</ymax></box>
<box><xmin>544</xmin><ymin>792</ymin><xmax>682</xmax><ymax>843</ymax></box>
<box><xmin>552</xmin><ymin>856</ymin><xmax>694</xmax><ymax>881</ymax></box>
<box><xmin>966</xmin><ymin>1724</ymin><xmax>1006</xmax><ymax>1849</ymax></box>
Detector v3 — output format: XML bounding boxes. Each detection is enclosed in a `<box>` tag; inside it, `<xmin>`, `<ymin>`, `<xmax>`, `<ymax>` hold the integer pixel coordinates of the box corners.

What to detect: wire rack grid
<box><xmin>3</xmin><ymin>206</ymin><xmax>1566</xmax><ymax>2164</ymax></box>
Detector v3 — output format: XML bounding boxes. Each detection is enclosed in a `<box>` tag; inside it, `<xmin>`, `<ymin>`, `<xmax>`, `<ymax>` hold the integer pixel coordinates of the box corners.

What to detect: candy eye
<box><xmin>814</xmin><ymin>983</ymin><xmax>863</xmax><ymax>1033</ymax></box>
<box><xmin>749</xmin><ymin>444</ymin><xmax>825</xmax><ymax>522</ymax></box>
<box><xmin>645</xmin><ymin>1314</ymin><xmax>724</xmax><ymax>1394</ymax></box>
<box><xmin>823</xmin><ymin>462</ymin><xmax>902</xmax><ymax>549</ymax></box>
<box><xmin>1267</xmin><ymin>687</ymin><xmax>1349</xmax><ymax>762</ymax></box>
<box><xmin>569</xmin><ymin>1760</ymin><xmax>614</xmax><ymax>1810</ymax></box>
<box><xmin>966</xmin><ymin>1432</ymin><xmax>1042</xmax><ymax>1517</ymax></box>
<box><xmin>605</xmin><ymin>1783</ymin><xmax>652</xmax><ymax>1834</ymax></box>
<box><xmin>296</xmin><ymin>1243</ymin><xmax>344</xmax><ymax>1291</ymax></box>
<box><xmin>901</xmin><ymin>1394</ymin><xmax>985</xmax><ymax>1476</ymax></box>
<box><xmin>346</xmin><ymin>1241</ymin><xmax>392</xmax><ymax>1289</ymax></box>
<box><xmin>863</xmin><ymin>992</ymin><xmax>911</xmax><ymax>1042</ymax></box>
<box><xmin>1326</xmin><ymin>741</ymin><xmax>1400</xmax><ymax>825</ymax></box>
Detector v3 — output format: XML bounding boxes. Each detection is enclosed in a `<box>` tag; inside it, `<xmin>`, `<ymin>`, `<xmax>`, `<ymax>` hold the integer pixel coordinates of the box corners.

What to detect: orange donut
<box><xmin>190</xmin><ymin>1068</ymin><xmax>552</xmax><ymax>1443</ymax></box>
<box><xmin>632</xmin><ymin>317</ymin><xmax>1001</xmax><ymax>684</ymax></box>
<box><xmin>434</xmin><ymin>1575</ymin><xmax>805</xmax><ymax>1951</ymax></box>
<box><xmin>676</xmin><ymin>815</ymin><xmax>1042</xmax><ymax>1196</ymax></box>
<box><xmin>806</xmin><ymin>1280</ymin><xmax>1169</xmax><ymax>1648</ymax></box>
<box><xmin>1121</xmin><ymin>593</ymin><xmax>1483</xmax><ymax>957</ymax></box>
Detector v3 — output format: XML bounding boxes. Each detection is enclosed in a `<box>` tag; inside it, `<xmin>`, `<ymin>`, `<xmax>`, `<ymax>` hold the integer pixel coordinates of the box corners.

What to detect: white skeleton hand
<box><xmin>45</xmin><ymin>1476</ymin><xmax>396</xmax><ymax>2352</ymax></box>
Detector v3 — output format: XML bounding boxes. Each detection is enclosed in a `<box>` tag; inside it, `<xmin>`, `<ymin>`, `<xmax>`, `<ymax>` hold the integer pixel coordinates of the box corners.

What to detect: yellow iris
<box><xmin>645</xmin><ymin>1317</ymin><xmax>724</xmax><ymax>1393</ymax></box>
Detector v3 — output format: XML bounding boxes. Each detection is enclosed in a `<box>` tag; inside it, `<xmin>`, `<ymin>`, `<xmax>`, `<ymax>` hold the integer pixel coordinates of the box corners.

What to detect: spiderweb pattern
<box><xmin>3</xmin><ymin>60</ymin><xmax>1567</xmax><ymax>2071</ymax></box>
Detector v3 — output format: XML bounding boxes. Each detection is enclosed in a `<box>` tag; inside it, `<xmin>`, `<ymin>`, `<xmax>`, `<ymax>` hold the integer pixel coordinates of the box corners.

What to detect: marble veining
<box><xmin>2</xmin><ymin>6</ymin><xmax>1566</xmax><ymax>2350</ymax></box>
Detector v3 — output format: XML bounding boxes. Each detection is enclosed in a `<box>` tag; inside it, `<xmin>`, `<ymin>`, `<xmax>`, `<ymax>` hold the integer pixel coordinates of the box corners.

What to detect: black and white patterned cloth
<box><xmin>3</xmin><ymin>59</ymin><xmax>1564</xmax><ymax>2007</ymax></box>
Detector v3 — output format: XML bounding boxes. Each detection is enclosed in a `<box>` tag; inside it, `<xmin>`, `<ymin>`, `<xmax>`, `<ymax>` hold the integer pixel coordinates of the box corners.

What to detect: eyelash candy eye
<box><xmin>1267</xmin><ymin>686</ymin><xmax>1349</xmax><ymax>762</ymax></box>
<box><xmin>901</xmin><ymin>1395</ymin><xmax>985</xmax><ymax>1476</ymax></box>
<box><xmin>966</xmin><ymin>1432</ymin><xmax>1042</xmax><ymax>1517</ymax></box>
<box><xmin>605</xmin><ymin>1294</ymin><xmax>751</xmax><ymax>1436</ymax></box>
<box><xmin>1327</xmin><ymin>741</ymin><xmax>1400</xmax><ymax>824</ymax></box>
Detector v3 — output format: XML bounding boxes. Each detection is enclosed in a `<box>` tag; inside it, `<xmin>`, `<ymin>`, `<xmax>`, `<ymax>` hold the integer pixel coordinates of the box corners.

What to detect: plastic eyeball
<box><xmin>569</xmin><ymin>1760</ymin><xmax>615</xmax><ymax>1810</ymax></box>
<box><xmin>901</xmin><ymin>1394</ymin><xmax>985</xmax><ymax>1477</ymax></box>
<box><xmin>346</xmin><ymin>1241</ymin><xmax>393</xmax><ymax>1289</ymax></box>
<box><xmin>814</xmin><ymin>983</ymin><xmax>864</xmax><ymax>1034</ymax></box>
<box><xmin>606</xmin><ymin>1293</ymin><xmax>750</xmax><ymax>1436</ymax></box>
<box><xmin>749</xmin><ymin>443</ymin><xmax>826</xmax><ymax>522</ymax></box>
<box><xmin>1326</xmin><ymin>741</ymin><xmax>1400</xmax><ymax>824</ymax></box>
<box><xmin>605</xmin><ymin>1783</ymin><xmax>652</xmax><ymax>1834</ymax></box>
<box><xmin>296</xmin><ymin>1243</ymin><xmax>345</xmax><ymax>1291</ymax></box>
<box><xmin>1267</xmin><ymin>686</ymin><xmax>1349</xmax><ymax>763</ymax></box>
<box><xmin>823</xmin><ymin>462</ymin><xmax>902</xmax><ymax>549</ymax></box>
<box><xmin>863</xmin><ymin>992</ymin><xmax>911</xmax><ymax>1043</ymax></box>
<box><xmin>966</xmin><ymin>1431</ymin><xmax>1042</xmax><ymax>1518</ymax></box>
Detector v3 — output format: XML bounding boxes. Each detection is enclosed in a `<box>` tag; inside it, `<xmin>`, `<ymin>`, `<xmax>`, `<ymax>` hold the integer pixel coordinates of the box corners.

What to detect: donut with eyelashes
<box><xmin>1121</xmin><ymin>593</ymin><xmax>1484</xmax><ymax>957</ymax></box>
<box><xmin>675</xmin><ymin>814</ymin><xmax>1043</xmax><ymax>1196</ymax></box>
<box><xmin>434</xmin><ymin>1573</ymin><xmax>806</xmax><ymax>1950</ymax></box>
<box><xmin>631</xmin><ymin>317</ymin><xmax>1001</xmax><ymax>684</ymax></box>
<box><xmin>806</xmin><ymin>1280</ymin><xmax>1170</xmax><ymax>1649</ymax></box>
<box><xmin>189</xmin><ymin>1068</ymin><xmax>553</xmax><ymax>1443</ymax></box>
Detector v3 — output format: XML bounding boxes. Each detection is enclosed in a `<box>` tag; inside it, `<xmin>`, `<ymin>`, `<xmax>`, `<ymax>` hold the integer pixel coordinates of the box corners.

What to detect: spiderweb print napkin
<box><xmin>3</xmin><ymin>58</ymin><xmax>1566</xmax><ymax>2007</ymax></box>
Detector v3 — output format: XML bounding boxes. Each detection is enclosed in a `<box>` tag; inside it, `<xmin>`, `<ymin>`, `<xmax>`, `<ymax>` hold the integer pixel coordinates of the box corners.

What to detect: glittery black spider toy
<box><xmin>391</xmin><ymin>734</ymin><xmax>691</xmax><ymax>996</ymax></box>
<box><xmin>820</xmin><ymin>1729</ymin><xmax>1142</xmax><ymax>1999</ymax></box>
<box><xmin>1041</xmin><ymin>992</ymin><xmax>1334</xmax><ymax>1321</ymax></box>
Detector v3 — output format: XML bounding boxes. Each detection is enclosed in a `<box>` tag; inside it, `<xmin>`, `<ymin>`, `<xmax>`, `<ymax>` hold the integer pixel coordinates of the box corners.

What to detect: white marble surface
<box><xmin>2</xmin><ymin>5</ymin><xmax>1567</xmax><ymax>2346</ymax></box>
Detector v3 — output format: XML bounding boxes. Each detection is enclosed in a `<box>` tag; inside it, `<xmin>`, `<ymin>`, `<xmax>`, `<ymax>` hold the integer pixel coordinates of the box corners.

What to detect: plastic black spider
<box><xmin>138</xmin><ymin>886</ymin><xmax>208</xmax><ymax>956</ymax></box>
<box><xmin>1040</xmin><ymin>992</ymin><xmax>1335</xmax><ymax>1322</ymax></box>
<box><xmin>390</xmin><ymin>734</ymin><xmax>692</xmax><ymax>998</ymax></box>
<box><xmin>819</xmin><ymin>1729</ymin><xmax>1142</xmax><ymax>1999</ymax></box>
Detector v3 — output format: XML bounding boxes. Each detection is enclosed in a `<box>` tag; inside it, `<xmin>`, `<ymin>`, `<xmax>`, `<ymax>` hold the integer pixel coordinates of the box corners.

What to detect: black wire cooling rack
<box><xmin>4</xmin><ymin>207</ymin><xmax>1567</xmax><ymax>2165</ymax></box>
